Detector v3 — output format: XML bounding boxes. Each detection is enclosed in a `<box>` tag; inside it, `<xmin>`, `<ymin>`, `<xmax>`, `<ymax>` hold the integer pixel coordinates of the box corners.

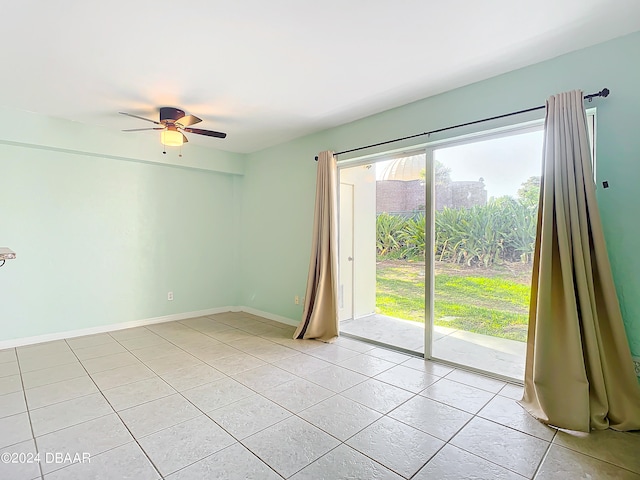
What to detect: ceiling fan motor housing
<box><xmin>159</xmin><ymin>107</ymin><xmax>185</xmax><ymax>124</ymax></box>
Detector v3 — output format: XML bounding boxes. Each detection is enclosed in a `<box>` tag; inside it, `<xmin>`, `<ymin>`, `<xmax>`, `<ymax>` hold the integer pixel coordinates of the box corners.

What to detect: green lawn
<box><xmin>376</xmin><ymin>261</ymin><xmax>531</xmax><ymax>342</ymax></box>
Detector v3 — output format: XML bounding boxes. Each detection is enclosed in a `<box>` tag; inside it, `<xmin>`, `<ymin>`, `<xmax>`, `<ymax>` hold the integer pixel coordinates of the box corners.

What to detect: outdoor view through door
<box><xmin>428</xmin><ymin>126</ymin><xmax>544</xmax><ymax>379</ymax></box>
<box><xmin>340</xmin><ymin>156</ymin><xmax>427</xmax><ymax>354</ymax></box>
<box><xmin>338</xmin><ymin>116</ymin><xmax>599</xmax><ymax>380</ymax></box>
<box><xmin>339</xmin><ymin>121</ymin><xmax>551</xmax><ymax>380</ymax></box>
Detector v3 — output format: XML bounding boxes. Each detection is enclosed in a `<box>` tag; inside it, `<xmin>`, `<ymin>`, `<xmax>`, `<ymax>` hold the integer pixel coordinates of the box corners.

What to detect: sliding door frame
<box><xmin>336</xmin><ymin>111</ymin><xmax>595</xmax><ymax>381</ymax></box>
<box><xmin>424</xmin><ymin>147</ymin><xmax>435</xmax><ymax>359</ymax></box>
<box><xmin>423</xmin><ymin>121</ymin><xmax>545</xmax><ymax>382</ymax></box>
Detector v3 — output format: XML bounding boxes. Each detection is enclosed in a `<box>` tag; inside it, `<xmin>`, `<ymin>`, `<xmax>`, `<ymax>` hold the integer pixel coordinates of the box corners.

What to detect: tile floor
<box><xmin>0</xmin><ymin>312</ymin><xmax>638</xmax><ymax>479</ymax></box>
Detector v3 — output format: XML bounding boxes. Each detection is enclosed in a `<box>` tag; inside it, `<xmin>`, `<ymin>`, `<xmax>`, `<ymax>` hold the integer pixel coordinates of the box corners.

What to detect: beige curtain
<box><xmin>520</xmin><ymin>90</ymin><xmax>640</xmax><ymax>432</ymax></box>
<box><xmin>293</xmin><ymin>151</ymin><xmax>339</xmax><ymax>342</ymax></box>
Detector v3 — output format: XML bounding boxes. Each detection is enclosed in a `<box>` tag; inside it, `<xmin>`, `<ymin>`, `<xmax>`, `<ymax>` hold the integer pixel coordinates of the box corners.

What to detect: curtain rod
<box><xmin>315</xmin><ymin>88</ymin><xmax>610</xmax><ymax>161</ymax></box>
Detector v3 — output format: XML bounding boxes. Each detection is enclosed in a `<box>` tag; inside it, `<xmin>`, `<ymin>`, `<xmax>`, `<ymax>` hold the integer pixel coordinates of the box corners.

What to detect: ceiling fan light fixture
<box><xmin>161</xmin><ymin>129</ymin><xmax>183</xmax><ymax>146</ymax></box>
<box><xmin>120</xmin><ymin>108</ymin><xmax>226</xmax><ymax>147</ymax></box>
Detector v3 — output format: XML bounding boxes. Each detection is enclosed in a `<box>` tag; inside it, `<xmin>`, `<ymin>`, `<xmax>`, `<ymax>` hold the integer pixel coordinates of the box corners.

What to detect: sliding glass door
<box><xmin>339</xmin><ymin>156</ymin><xmax>426</xmax><ymax>355</ymax></box>
<box><xmin>337</xmin><ymin>120</ymin><xmax>557</xmax><ymax>380</ymax></box>
<box><xmin>426</xmin><ymin>125</ymin><xmax>544</xmax><ymax>379</ymax></box>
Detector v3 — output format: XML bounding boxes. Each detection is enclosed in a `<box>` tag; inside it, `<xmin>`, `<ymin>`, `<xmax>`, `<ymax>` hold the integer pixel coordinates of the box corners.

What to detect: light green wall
<box><xmin>0</xmin><ymin>107</ymin><xmax>244</xmax><ymax>176</ymax></box>
<box><xmin>0</xmin><ymin>113</ymin><xmax>244</xmax><ymax>342</ymax></box>
<box><xmin>240</xmin><ymin>31</ymin><xmax>640</xmax><ymax>357</ymax></box>
<box><xmin>2</xmin><ymin>32</ymin><xmax>639</xmax><ymax>356</ymax></box>
<box><xmin>239</xmin><ymin>147</ymin><xmax>313</xmax><ymax>319</ymax></box>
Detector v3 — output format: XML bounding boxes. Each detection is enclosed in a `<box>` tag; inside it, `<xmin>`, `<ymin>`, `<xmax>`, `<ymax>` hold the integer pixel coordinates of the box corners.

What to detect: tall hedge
<box><xmin>376</xmin><ymin>197</ymin><xmax>538</xmax><ymax>266</ymax></box>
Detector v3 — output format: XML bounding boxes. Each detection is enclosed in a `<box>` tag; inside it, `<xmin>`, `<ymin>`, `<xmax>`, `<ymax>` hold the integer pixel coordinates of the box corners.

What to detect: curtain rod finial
<box><xmin>600</xmin><ymin>88</ymin><xmax>610</xmax><ymax>98</ymax></box>
<box><xmin>314</xmin><ymin>156</ymin><xmax>318</xmax><ymax>161</ymax></box>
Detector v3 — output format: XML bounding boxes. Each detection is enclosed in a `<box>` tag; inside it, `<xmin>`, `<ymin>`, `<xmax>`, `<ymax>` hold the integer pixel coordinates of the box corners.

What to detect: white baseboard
<box><xmin>0</xmin><ymin>306</ymin><xmax>234</xmax><ymax>350</ymax></box>
<box><xmin>239</xmin><ymin>306</ymin><xmax>299</xmax><ymax>327</ymax></box>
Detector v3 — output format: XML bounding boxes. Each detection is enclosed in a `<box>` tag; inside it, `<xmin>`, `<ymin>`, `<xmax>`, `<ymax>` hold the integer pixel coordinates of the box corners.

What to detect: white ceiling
<box><xmin>2</xmin><ymin>0</ymin><xmax>640</xmax><ymax>153</ymax></box>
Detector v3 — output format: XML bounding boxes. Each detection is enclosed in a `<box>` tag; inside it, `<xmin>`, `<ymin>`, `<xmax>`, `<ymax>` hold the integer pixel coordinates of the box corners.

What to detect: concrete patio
<box><xmin>340</xmin><ymin>314</ymin><xmax>526</xmax><ymax>380</ymax></box>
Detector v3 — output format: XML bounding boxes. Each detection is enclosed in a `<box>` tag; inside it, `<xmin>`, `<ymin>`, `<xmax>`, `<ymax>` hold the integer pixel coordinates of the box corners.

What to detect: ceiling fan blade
<box><xmin>160</xmin><ymin>107</ymin><xmax>185</xmax><ymax>123</ymax></box>
<box><xmin>119</xmin><ymin>112</ymin><xmax>161</xmax><ymax>125</ymax></box>
<box><xmin>182</xmin><ymin>133</ymin><xmax>189</xmax><ymax>143</ymax></box>
<box><xmin>175</xmin><ymin>115</ymin><xmax>202</xmax><ymax>127</ymax></box>
<box><xmin>183</xmin><ymin>127</ymin><xmax>227</xmax><ymax>139</ymax></box>
<box><xmin>122</xmin><ymin>127</ymin><xmax>165</xmax><ymax>132</ymax></box>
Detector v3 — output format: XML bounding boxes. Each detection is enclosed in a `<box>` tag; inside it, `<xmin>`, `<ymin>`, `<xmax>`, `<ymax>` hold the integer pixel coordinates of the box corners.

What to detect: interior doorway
<box><xmin>338</xmin><ymin>183</ymin><xmax>354</xmax><ymax>322</ymax></box>
<box><xmin>339</xmin><ymin>156</ymin><xmax>426</xmax><ymax>354</ymax></box>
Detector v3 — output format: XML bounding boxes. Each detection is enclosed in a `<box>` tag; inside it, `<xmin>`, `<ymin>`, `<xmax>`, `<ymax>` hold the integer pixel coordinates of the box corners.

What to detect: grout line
<box><xmin>110</xmin><ymin>317</ymin><xmax>371</xmax><ymax>477</ymax></box>
<box><xmin>106</xmin><ymin>317</ymin><xmax>302</xmax><ymax>477</ymax></box>
<box><xmin>13</xmin><ymin>348</ymin><xmax>45</xmax><ymax>480</ymax></box>
<box><xmin>30</xmin><ymin>409</ymin><xmax>115</xmax><ymax>439</ymax></box>
<box><xmin>21</xmin><ymin>371</ymin><xmax>90</xmax><ymax>392</ymax></box>
<box><xmin>531</xmin><ymin>433</ymin><xmax>555</xmax><ymax>479</ymax></box>
<box><xmin>24</xmin><ymin>390</ymin><xmax>102</xmax><ymax>415</ymax></box>
<box><xmin>284</xmin><ymin>443</ymin><xmax>344</xmax><ymax>479</ymax></box>
<box><xmin>17</xmin><ymin>359</ymin><xmax>80</xmax><ymax>376</ymax></box>
<box><xmin>7</xmin><ymin>316</ymin><xmax>277</xmax><ymax>478</ymax></box>
<box><xmin>7</xmin><ymin>315</ymin><xmax>627</xmax><ymax>479</ymax></box>
<box><xmin>439</xmin><ymin>386</ymin><xmax>542</xmax><ymax>479</ymax></box>
<box><xmin>548</xmin><ymin>441</ymin><xmax>640</xmax><ymax>476</ymax></box>
<box><xmin>61</xmin><ymin>339</ymin><xmax>166</xmax><ymax>480</ymax></box>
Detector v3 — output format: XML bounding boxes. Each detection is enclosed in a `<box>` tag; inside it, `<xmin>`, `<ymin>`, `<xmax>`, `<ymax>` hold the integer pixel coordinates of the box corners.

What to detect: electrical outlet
<box><xmin>294</xmin><ymin>295</ymin><xmax>299</xmax><ymax>305</ymax></box>
<box><xmin>167</xmin><ymin>291</ymin><xmax>174</xmax><ymax>301</ymax></box>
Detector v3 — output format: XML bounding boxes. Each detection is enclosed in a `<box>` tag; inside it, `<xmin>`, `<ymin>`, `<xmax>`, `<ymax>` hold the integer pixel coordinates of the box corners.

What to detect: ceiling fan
<box><xmin>119</xmin><ymin>107</ymin><xmax>226</xmax><ymax>148</ymax></box>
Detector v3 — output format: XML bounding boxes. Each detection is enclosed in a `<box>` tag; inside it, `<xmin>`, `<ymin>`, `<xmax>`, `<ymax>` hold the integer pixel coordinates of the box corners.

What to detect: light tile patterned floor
<box><xmin>1</xmin><ymin>312</ymin><xmax>639</xmax><ymax>479</ymax></box>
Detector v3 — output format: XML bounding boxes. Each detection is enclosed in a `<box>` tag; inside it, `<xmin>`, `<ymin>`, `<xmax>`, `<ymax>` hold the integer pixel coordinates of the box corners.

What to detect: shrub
<box><xmin>376</xmin><ymin>199</ymin><xmax>538</xmax><ymax>266</ymax></box>
<box><xmin>399</xmin><ymin>214</ymin><xmax>426</xmax><ymax>259</ymax></box>
<box><xmin>376</xmin><ymin>213</ymin><xmax>406</xmax><ymax>257</ymax></box>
